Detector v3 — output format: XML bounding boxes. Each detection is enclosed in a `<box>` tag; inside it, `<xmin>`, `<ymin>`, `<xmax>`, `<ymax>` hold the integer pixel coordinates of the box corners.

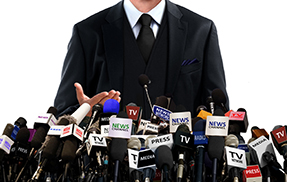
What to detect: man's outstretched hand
<box><xmin>74</xmin><ymin>82</ymin><xmax>121</xmax><ymax>116</ymax></box>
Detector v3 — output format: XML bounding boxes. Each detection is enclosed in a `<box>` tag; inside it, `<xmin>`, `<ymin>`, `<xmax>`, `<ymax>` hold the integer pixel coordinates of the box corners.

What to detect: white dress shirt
<box><xmin>123</xmin><ymin>0</ymin><xmax>166</xmax><ymax>38</ymax></box>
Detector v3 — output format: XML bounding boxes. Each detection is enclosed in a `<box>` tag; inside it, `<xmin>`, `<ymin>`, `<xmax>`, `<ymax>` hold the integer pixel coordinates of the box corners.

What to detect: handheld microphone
<box><xmin>155</xmin><ymin>145</ymin><xmax>173</xmax><ymax>182</ymax></box>
<box><xmin>173</xmin><ymin>124</ymin><xmax>193</xmax><ymax>182</ymax></box>
<box><xmin>193</xmin><ymin>119</ymin><xmax>208</xmax><ymax>182</ymax></box>
<box><xmin>110</xmin><ymin>138</ymin><xmax>128</xmax><ymax>182</ymax></box>
<box><xmin>206</xmin><ymin>96</ymin><xmax>215</xmax><ymax>115</ymax></box>
<box><xmin>207</xmin><ymin>136</ymin><xmax>225</xmax><ymax>182</ymax></box>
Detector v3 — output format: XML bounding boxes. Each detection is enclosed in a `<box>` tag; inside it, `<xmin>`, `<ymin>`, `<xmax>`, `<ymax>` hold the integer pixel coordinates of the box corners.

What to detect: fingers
<box><xmin>74</xmin><ymin>82</ymin><xmax>85</xmax><ymax>103</ymax></box>
<box><xmin>89</xmin><ymin>91</ymin><xmax>109</xmax><ymax>106</ymax></box>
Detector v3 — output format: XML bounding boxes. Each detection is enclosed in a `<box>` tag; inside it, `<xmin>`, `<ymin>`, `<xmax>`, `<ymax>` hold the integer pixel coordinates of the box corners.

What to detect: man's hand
<box><xmin>74</xmin><ymin>82</ymin><xmax>121</xmax><ymax>116</ymax></box>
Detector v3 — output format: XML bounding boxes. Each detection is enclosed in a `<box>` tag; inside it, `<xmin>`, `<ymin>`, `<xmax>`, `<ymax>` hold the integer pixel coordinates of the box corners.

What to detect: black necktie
<box><xmin>137</xmin><ymin>14</ymin><xmax>155</xmax><ymax>63</ymax></box>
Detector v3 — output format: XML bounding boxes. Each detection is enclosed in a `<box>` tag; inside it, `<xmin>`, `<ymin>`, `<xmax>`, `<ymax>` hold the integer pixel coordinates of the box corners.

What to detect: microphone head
<box><xmin>138</xmin><ymin>74</ymin><xmax>151</xmax><ymax>87</ymax></box>
<box><xmin>2</xmin><ymin>123</ymin><xmax>14</xmax><ymax>137</ymax></box>
<box><xmin>31</xmin><ymin>125</ymin><xmax>50</xmax><ymax>149</ymax></box>
<box><xmin>61</xmin><ymin>137</ymin><xmax>78</xmax><ymax>162</ymax></box>
<box><xmin>155</xmin><ymin>145</ymin><xmax>173</xmax><ymax>170</ymax></box>
<box><xmin>47</xmin><ymin>106</ymin><xmax>57</xmax><ymax>116</ymax></box>
<box><xmin>211</xmin><ymin>88</ymin><xmax>226</xmax><ymax>106</ymax></box>
<box><xmin>103</xmin><ymin>99</ymin><xmax>120</xmax><ymax>114</ymax></box>
<box><xmin>207</xmin><ymin>136</ymin><xmax>224</xmax><ymax>160</ymax></box>
<box><xmin>127</xmin><ymin>137</ymin><xmax>141</xmax><ymax>151</ymax></box>
<box><xmin>57</xmin><ymin>116</ymin><xmax>71</xmax><ymax>125</ymax></box>
<box><xmin>176</xmin><ymin>124</ymin><xmax>190</xmax><ymax>133</ymax></box>
<box><xmin>193</xmin><ymin>119</ymin><xmax>206</xmax><ymax>132</ymax></box>
<box><xmin>225</xmin><ymin>134</ymin><xmax>239</xmax><ymax>148</ymax></box>
<box><xmin>57</xmin><ymin>115</ymin><xmax>77</xmax><ymax>125</ymax></box>
<box><xmin>92</xmin><ymin>103</ymin><xmax>103</xmax><ymax>112</ymax></box>
<box><xmin>14</xmin><ymin>117</ymin><xmax>27</xmax><ymax>128</ymax></box>
<box><xmin>16</xmin><ymin>127</ymin><xmax>30</xmax><ymax>143</ymax></box>
<box><xmin>42</xmin><ymin>136</ymin><xmax>61</xmax><ymax>159</ymax></box>
<box><xmin>154</xmin><ymin>96</ymin><xmax>168</xmax><ymax>108</ymax></box>
<box><xmin>213</xmin><ymin>108</ymin><xmax>225</xmax><ymax>116</ymax></box>
<box><xmin>117</xmin><ymin>111</ymin><xmax>129</xmax><ymax>118</ymax></box>
<box><xmin>110</xmin><ymin>138</ymin><xmax>127</xmax><ymax>162</ymax></box>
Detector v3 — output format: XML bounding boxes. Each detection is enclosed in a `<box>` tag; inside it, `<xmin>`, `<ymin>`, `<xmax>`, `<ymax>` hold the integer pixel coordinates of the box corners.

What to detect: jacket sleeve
<box><xmin>202</xmin><ymin>21</ymin><xmax>229</xmax><ymax>110</ymax></box>
<box><xmin>54</xmin><ymin>24</ymin><xmax>86</xmax><ymax>117</ymax></box>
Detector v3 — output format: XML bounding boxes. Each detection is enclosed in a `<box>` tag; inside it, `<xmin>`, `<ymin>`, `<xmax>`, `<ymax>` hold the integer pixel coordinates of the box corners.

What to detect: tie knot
<box><xmin>139</xmin><ymin>14</ymin><xmax>152</xmax><ymax>26</ymax></box>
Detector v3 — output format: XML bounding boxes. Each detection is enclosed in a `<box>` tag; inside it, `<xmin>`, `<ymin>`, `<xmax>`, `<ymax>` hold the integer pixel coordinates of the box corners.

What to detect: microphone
<box><xmin>207</xmin><ymin>136</ymin><xmax>225</xmax><ymax>182</ymax></box>
<box><xmin>211</xmin><ymin>88</ymin><xmax>227</xmax><ymax>113</ymax></box>
<box><xmin>31</xmin><ymin>116</ymin><xmax>70</xmax><ymax>180</ymax></box>
<box><xmin>251</xmin><ymin>126</ymin><xmax>269</xmax><ymax>139</ymax></box>
<box><xmin>110</xmin><ymin>138</ymin><xmax>128</xmax><ymax>182</ymax></box>
<box><xmin>9</xmin><ymin>127</ymin><xmax>30</xmax><ymax>182</ymax></box>
<box><xmin>151</xmin><ymin>95</ymin><xmax>172</xmax><ymax>124</ymax></box>
<box><xmin>127</xmin><ymin>137</ymin><xmax>143</xmax><ymax>182</ymax></box>
<box><xmin>193</xmin><ymin>119</ymin><xmax>208</xmax><ymax>182</ymax></box>
<box><xmin>125</xmin><ymin>103</ymin><xmax>142</xmax><ymax>135</ymax></box>
<box><xmin>98</xmin><ymin>99</ymin><xmax>120</xmax><ymax>135</ymax></box>
<box><xmin>206</xmin><ymin>96</ymin><xmax>215</xmax><ymax>115</ymax></box>
<box><xmin>155</xmin><ymin>145</ymin><xmax>173</xmax><ymax>182</ymax></box>
<box><xmin>0</xmin><ymin>123</ymin><xmax>15</xmax><ymax>161</ymax></box>
<box><xmin>270</xmin><ymin>125</ymin><xmax>287</xmax><ymax>173</ymax></box>
<box><xmin>138</xmin><ymin>74</ymin><xmax>153</xmax><ymax>112</ymax></box>
<box><xmin>224</xmin><ymin>134</ymin><xmax>247</xmax><ymax>182</ymax></box>
<box><xmin>173</xmin><ymin>124</ymin><xmax>193</xmax><ymax>182</ymax></box>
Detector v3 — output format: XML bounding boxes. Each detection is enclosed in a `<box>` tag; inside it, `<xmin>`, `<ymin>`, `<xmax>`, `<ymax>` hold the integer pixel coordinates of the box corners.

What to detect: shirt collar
<box><xmin>123</xmin><ymin>0</ymin><xmax>166</xmax><ymax>28</ymax></box>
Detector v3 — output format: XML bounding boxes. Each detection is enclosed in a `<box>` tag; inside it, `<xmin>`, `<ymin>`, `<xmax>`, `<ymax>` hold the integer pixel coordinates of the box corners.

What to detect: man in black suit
<box><xmin>54</xmin><ymin>0</ymin><xmax>229</xmax><ymax>119</ymax></box>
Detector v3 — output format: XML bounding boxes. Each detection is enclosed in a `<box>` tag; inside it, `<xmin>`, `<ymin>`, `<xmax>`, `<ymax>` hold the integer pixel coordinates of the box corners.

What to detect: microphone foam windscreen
<box><xmin>117</xmin><ymin>111</ymin><xmax>129</xmax><ymax>118</ymax></box>
<box><xmin>47</xmin><ymin>106</ymin><xmax>57</xmax><ymax>116</ymax></box>
<box><xmin>211</xmin><ymin>88</ymin><xmax>226</xmax><ymax>105</ymax></box>
<box><xmin>193</xmin><ymin>119</ymin><xmax>206</xmax><ymax>131</ymax></box>
<box><xmin>61</xmin><ymin>137</ymin><xmax>78</xmax><ymax>162</ymax></box>
<box><xmin>103</xmin><ymin>99</ymin><xmax>120</xmax><ymax>114</ymax></box>
<box><xmin>31</xmin><ymin>125</ymin><xmax>50</xmax><ymax>149</ymax></box>
<box><xmin>207</xmin><ymin>136</ymin><xmax>224</xmax><ymax>160</ymax></box>
<box><xmin>176</xmin><ymin>124</ymin><xmax>190</xmax><ymax>133</ymax></box>
<box><xmin>155</xmin><ymin>96</ymin><xmax>168</xmax><ymax>108</ymax></box>
<box><xmin>42</xmin><ymin>136</ymin><xmax>61</xmax><ymax>159</ymax></box>
<box><xmin>15</xmin><ymin>117</ymin><xmax>27</xmax><ymax>128</ymax></box>
<box><xmin>138</xmin><ymin>74</ymin><xmax>150</xmax><ymax>87</ymax></box>
<box><xmin>110</xmin><ymin>138</ymin><xmax>127</xmax><ymax>162</ymax></box>
<box><xmin>16</xmin><ymin>127</ymin><xmax>30</xmax><ymax>143</ymax></box>
<box><xmin>57</xmin><ymin>115</ymin><xmax>76</xmax><ymax>125</ymax></box>
<box><xmin>155</xmin><ymin>145</ymin><xmax>173</xmax><ymax>170</ymax></box>
<box><xmin>213</xmin><ymin>108</ymin><xmax>225</xmax><ymax>116</ymax></box>
<box><xmin>2</xmin><ymin>123</ymin><xmax>14</xmax><ymax>136</ymax></box>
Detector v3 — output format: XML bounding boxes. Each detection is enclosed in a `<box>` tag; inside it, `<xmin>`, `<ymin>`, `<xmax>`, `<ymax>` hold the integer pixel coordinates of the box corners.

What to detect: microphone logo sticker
<box><xmin>112</xmin><ymin>123</ymin><xmax>130</xmax><ymax>132</ymax></box>
<box><xmin>205</xmin><ymin>116</ymin><xmax>229</xmax><ymax>136</ymax></box>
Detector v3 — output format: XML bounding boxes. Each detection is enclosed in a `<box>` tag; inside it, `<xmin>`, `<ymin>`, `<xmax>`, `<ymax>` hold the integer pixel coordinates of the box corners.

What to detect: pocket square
<box><xmin>182</xmin><ymin>58</ymin><xmax>199</xmax><ymax>66</ymax></box>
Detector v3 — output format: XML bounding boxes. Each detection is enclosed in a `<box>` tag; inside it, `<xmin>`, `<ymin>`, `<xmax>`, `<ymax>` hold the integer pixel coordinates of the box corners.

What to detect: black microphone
<box><xmin>193</xmin><ymin>119</ymin><xmax>207</xmax><ymax>182</ymax></box>
<box><xmin>211</xmin><ymin>88</ymin><xmax>227</xmax><ymax>113</ymax></box>
<box><xmin>0</xmin><ymin>123</ymin><xmax>14</xmax><ymax>161</ymax></box>
<box><xmin>173</xmin><ymin>124</ymin><xmax>193</xmax><ymax>182</ymax></box>
<box><xmin>110</xmin><ymin>138</ymin><xmax>128</xmax><ymax>182</ymax></box>
<box><xmin>155</xmin><ymin>145</ymin><xmax>174</xmax><ymax>182</ymax></box>
<box><xmin>138</xmin><ymin>74</ymin><xmax>153</xmax><ymax>112</ymax></box>
<box><xmin>31</xmin><ymin>116</ymin><xmax>69</xmax><ymax>181</ymax></box>
<box><xmin>207</xmin><ymin>136</ymin><xmax>225</xmax><ymax>182</ymax></box>
<box><xmin>9</xmin><ymin>127</ymin><xmax>30</xmax><ymax>182</ymax></box>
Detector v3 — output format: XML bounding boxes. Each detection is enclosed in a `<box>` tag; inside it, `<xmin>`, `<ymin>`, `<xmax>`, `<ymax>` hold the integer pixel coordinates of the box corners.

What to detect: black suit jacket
<box><xmin>54</xmin><ymin>0</ymin><xmax>229</xmax><ymax>117</ymax></box>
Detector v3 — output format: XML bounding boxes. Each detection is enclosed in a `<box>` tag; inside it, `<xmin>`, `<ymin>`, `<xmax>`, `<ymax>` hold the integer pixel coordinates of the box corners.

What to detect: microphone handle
<box><xmin>211</xmin><ymin>158</ymin><xmax>218</xmax><ymax>182</ymax></box>
<box><xmin>161</xmin><ymin>165</ymin><xmax>171</xmax><ymax>182</ymax></box>
<box><xmin>195</xmin><ymin>145</ymin><xmax>204</xmax><ymax>182</ymax></box>
<box><xmin>113</xmin><ymin>160</ymin><xmax>120</xmax><ymax>182</ymax></box>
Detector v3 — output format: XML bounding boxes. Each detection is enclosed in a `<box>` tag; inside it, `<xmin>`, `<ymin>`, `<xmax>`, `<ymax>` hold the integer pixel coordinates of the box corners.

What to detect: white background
<box><xmin>1</xmin><ymin>0</ymin><xmax>287</xmax><ymax>162</ymax></box>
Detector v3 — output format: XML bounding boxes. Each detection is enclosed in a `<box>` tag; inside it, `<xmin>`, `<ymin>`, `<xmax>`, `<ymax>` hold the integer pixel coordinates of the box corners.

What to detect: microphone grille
<box><xmin>127</xmin><ymin>137</ymin><xmax>141</xmax><ymax>150</ymax></box>
<box><xmin>138</xmin><ymin>74</ymin><xmax>151</xmax><ymax>87</ymax></box>
<box><xmin>225</xmin><ymin>134</ymin><xmax>239</xmax><ymax>148</ymax></box>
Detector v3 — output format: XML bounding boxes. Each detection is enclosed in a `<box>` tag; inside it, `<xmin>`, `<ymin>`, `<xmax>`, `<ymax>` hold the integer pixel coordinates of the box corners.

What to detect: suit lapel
<box><xmin>102</xmin><ymin>2</ymin><xmax>125</xmax><ymax>92</ymax></box>
<box><xmin>165</xmin><ymin>1</ymin><xmax>188</xmax><ymax>95</ymax></box>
